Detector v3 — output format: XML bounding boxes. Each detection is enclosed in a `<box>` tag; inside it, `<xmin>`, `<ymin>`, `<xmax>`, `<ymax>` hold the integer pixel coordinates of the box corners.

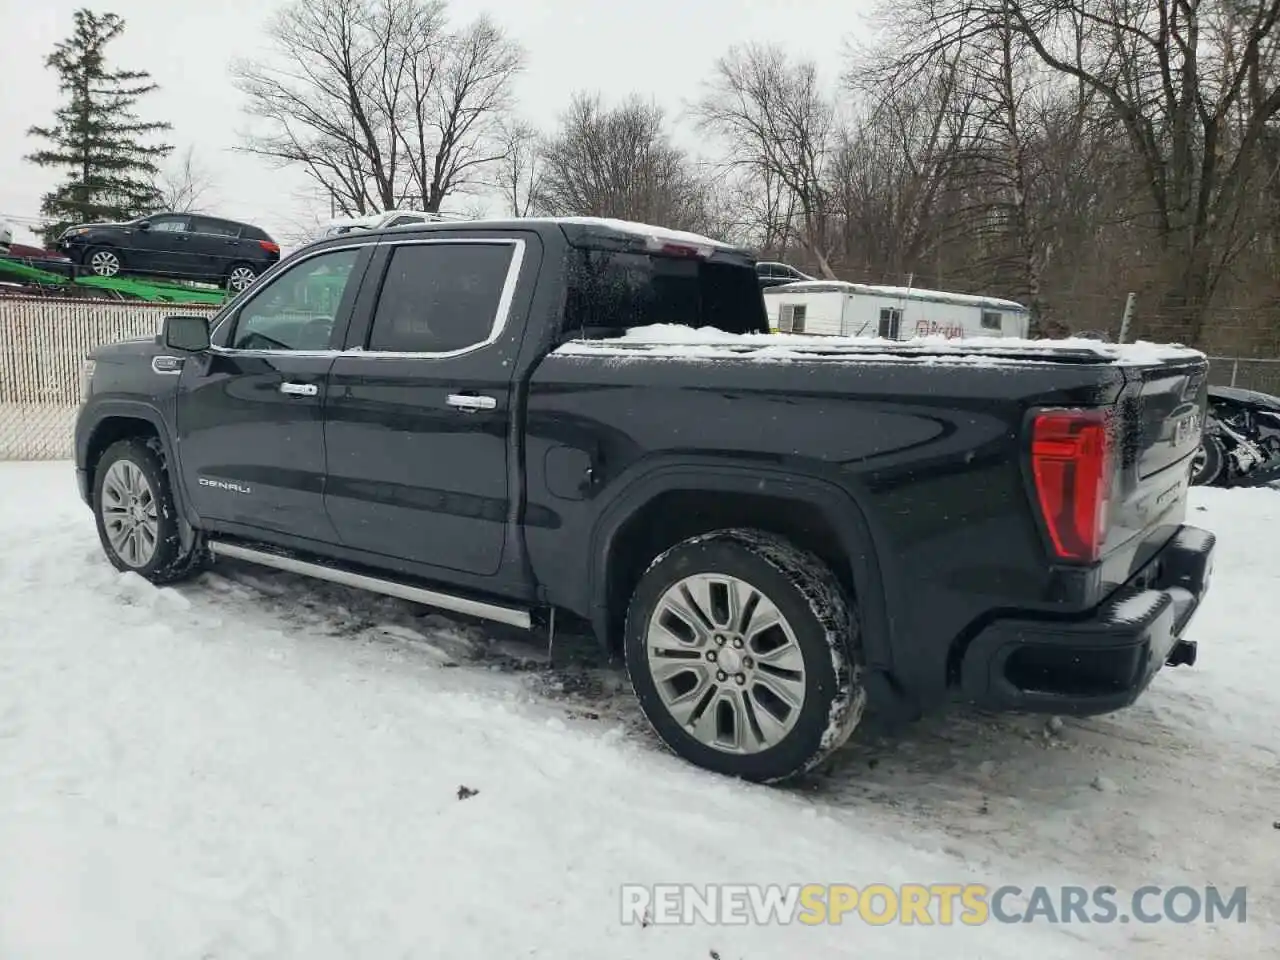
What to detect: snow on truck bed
<box><xmin>554</xmin><ymin>324</ymin><xmax>1206</xmax><ymax>366</ymax></box>
<box><xmin>0</xmin><ymin>462</ymin><xmax>1275</xmax><ymax>959</ymax></box>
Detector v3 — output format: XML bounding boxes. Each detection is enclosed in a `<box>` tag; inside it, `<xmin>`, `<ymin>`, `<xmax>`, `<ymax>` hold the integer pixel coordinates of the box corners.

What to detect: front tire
<box><xmin>1190</xmin><ymin>434</ymin><xmax>1225</xmax><ymax>486</ymax></box>
<box><xmin>624</xmin><ymin>529</ymin><xmax>866</xmax><ymax>783</ymax></box>
<box><xmin>93</xmin><ymin>438</ymin><xmax>207</xmax><ymax>583</ymax></box>
<box><xmin>86</xmin><ymin>246</ymin><xmax>122</xmax><ymax>278</ymax></box>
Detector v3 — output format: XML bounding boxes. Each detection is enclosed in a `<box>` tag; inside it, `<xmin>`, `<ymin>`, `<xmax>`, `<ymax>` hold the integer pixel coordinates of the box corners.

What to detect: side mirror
<box><xmin>136</xmin><ymin>220</ymin><xmax>152</xmax><ymax>231</ymax></box>
<box><xmin>162</xmin><ymin>314</ymin><xmax>211</xmax><ymax>352</ymax></box>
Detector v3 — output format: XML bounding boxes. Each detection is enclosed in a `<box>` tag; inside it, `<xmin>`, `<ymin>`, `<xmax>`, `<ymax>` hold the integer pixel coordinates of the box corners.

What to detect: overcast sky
<box><xmin>1</xmin><ymin>0</ymin><xmax>874</xmax><ymax>246</ymax></box>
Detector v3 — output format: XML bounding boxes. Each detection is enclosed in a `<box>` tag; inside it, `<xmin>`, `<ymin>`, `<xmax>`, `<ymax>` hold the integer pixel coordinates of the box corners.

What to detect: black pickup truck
<box><xmin>74</xmin><ymin>216</ymin><xmax>1216</xmax><ymax>783</ymax></box>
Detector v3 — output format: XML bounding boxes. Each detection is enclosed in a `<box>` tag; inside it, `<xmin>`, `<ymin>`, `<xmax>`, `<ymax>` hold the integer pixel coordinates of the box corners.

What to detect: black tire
<box><xmin>624</xmin><ymin>528</ymin><xmax>865</xmax><ymax>783</ymax></box>
<box><xmin>1190</xmin><ymin>435</ymin><xmax>1225</xmax><ymax>486</ymax></box>
<box><xmin>85</xmin><ymin>245</ymin><xmax>123</xmax><ymax>278</ymax></box>
<box><xmin>225</xmin><ymin>262</ymin><xmax>258</xmax><ymax>293</ymax></box>
<box><xmin>92</xmin><ymin>437</ymin><xmax>207</xmax><ymax>584</ymax></box>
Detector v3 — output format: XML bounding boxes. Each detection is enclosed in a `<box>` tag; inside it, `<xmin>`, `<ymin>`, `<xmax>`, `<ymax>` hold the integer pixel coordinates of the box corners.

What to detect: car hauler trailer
<box><xmin>762</xmin><ymin>280</ymin><xmax>1031</xmax><ymax>340</ymax></box>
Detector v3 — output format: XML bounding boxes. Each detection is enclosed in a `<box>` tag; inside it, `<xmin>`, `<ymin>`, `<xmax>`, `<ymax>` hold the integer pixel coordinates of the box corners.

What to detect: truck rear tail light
<box><xmin>259</xmin><ymin>240</ymin><xmax>280</xmax><ymax>255</ymax></box>
<box><xmin>1030</xmin><ymin>409</ymin><xmax>1113</xmax><ymax>562</ymax></box>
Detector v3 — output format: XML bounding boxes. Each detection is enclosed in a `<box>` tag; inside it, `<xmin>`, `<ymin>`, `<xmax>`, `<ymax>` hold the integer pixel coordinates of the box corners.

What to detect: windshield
<box><xmin>562</xmin><ymin>248</ymin><xmax>767</xmax><ymax>340</ymax></box>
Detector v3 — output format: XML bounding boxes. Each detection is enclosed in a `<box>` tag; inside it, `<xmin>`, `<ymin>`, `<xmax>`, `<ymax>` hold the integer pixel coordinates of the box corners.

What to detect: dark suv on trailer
<box><xmin>57</xmin><ymin>213</ymin><xmax>281</xmax><ymax>293</ymax></box>
<box><xmin>755</xmin><ymin>260</ymin><xmax>814</xmax><ymax>288</ymax></box>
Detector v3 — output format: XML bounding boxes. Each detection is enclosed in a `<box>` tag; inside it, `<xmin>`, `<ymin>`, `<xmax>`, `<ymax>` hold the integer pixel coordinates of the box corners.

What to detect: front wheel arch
<box><xmin>80</xmin><ymin>405</ymin><xmax>188</xmax><ymax>519</ymax></box>
<box><xmin>85</xmin><ymin>244</ymin><xmax>123</xmax><ymax>277</ymax></box>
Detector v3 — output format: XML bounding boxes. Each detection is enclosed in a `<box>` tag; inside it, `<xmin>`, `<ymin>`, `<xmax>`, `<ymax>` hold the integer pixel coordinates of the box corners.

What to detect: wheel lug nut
<box><xmin>716</xmin><ymin>670</ymin><xmax>727</xmax><ymax>682</ymax></box>
<box><xmin>715</xmin><ymin>634</ymin><xmax>726</xmax><ymax>646</ymax></box>
<box><xmin>705</xmin><ymin>650</ymin><xmax>717</xmax><ymax>661</ymax></box>
<box><xmin>735</xmin><ymin>674</ymin><xmax>746</xmax><ymax>686</ymax></box>
<box><xmin>743</xmin><ymin>656</ymin><xmax>753</xmax><ymax>668</ymax></box>
<box><xmin>732</xmin><ymin>637</ymin><xmax>744</xmax><ymax>649</ymax></box>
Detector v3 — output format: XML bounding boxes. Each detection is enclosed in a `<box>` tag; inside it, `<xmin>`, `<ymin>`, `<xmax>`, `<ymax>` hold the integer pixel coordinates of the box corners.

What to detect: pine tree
<box><xmin>26</xmin><ymin>8</ymin><xmax>174</xmax><ymax>245</ymax></box>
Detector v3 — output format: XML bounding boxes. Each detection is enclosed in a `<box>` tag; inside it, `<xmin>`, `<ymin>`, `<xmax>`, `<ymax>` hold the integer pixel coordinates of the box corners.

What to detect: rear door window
<box><xmin>365</xmin><ymin>242</ymin><xmax>517</xmax><ymax>354</ymax></box>
<box><xmin>148</xmin><ymin>216</ymin><xmax>190</xmax><ymax>233</ymax></box>
<box><xmin>191</xmin><ymin>217</ymin><xmax>242</xmax><ymax>237</ymax></box>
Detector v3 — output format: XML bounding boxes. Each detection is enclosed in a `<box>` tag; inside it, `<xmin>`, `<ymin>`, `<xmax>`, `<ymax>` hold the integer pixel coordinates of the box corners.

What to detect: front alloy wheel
<box><xmin>92</xmin><ymin>438</ymin><xmax>208</xmax><ymax>583</ymax></box>
<box><xmin>88</xmin><ymin>248</ymin><xmax>121</xmax><ymax>277</ymax></box>
<box><xmin>1190</xmin><ymin>435</ymin><xmax>1225</xmax><ymax>486</ymax></box>
<box><xmin>100</xmin><ymin>458</ymin><xmax>160</xmax><ymax>568</ymax></box>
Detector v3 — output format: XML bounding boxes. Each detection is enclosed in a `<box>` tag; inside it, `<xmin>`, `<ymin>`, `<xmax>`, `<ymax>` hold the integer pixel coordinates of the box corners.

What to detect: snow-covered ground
<box><xmin>0</xmin><ymin>461</ymin><xmax>1274</xmax><ymax>958</ymax></box>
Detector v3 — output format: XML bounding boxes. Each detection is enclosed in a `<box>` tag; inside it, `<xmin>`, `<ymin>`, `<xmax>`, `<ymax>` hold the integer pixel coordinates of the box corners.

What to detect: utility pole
<box><xmin>1118</xmin><ymin>292</ymin><xmax>1136</xmax><ymax>343</ymax></box>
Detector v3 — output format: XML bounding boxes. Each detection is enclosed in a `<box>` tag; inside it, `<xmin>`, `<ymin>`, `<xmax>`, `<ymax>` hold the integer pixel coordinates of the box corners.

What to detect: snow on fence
<box><xmin>0</xmin><ymin>296</ymin><xmax>220</xmax><ymax>461</ymax></box>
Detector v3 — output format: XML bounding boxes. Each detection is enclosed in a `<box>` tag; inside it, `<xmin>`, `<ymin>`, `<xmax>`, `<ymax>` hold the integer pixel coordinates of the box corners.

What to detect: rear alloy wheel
<box><xmin>93</xmin><ymin>438</ymin><xmax>207</xmax><ymax>584</ymax></box>
<box><xmin>227</xmin><ymin>264</ymin><xmax>257</xmax><ymax>293</ymax></box>
<box><xmin>624</xmin><ymin>529</ymin><xmax>865</xmax><ymax>783</ymax></box>
<box><xmin>87</xmin><ymin>246</ymin><xmax>121</xmax><ymax>278</ymax></box>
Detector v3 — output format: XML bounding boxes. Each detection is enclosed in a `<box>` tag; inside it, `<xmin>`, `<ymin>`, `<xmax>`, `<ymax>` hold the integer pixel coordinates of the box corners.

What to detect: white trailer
<box><xmin>762</xmin><ymin>280</ymin><xmax>1031</xmax><ymax>340</ymax></box>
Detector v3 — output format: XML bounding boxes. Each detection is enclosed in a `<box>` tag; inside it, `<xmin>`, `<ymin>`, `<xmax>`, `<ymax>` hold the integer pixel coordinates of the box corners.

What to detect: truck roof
<box><xmin>763</xmin><ymin>280</ymin><xmax>1029</xmax><ymax>312</ymax></box>
<box><xmin>355</xmin><ymin>215</ymin><xmax>752</xmax><ymax>257</ymax></box>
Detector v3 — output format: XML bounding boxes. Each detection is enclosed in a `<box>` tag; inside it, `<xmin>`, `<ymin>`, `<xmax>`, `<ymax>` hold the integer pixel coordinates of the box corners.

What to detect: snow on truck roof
<box><xmin>763</xmin><ymin>280</ymin><xmax>1029</xmax><ymax>311</ymax></box>
<box><xmin>553</xmin><ymin>324</ymin><xmax>1205</xmax><ymax>367</ymax></box>
<box><xmin>549</xmin><ymin>217</ymin><xmax>739</xmax><ymax>249</ymax></box>
<box><xmin>374</xmin><ymin>215</ymin><xmax>743</xmax><ymax>251</ymax></box>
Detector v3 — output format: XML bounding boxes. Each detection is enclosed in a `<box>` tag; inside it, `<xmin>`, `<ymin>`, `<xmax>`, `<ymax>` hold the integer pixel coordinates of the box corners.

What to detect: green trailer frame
<box><xmin>0</xmin><ymin>257</ymin><xmax>229</xmax><ymax>306</ymax></box>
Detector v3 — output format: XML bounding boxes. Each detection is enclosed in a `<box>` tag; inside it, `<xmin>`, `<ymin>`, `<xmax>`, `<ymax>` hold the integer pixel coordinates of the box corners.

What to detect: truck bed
<box><xmin>552</xmin><ymin>324</ymin><xmax>1205</xmax><ymax>367</ymax></box>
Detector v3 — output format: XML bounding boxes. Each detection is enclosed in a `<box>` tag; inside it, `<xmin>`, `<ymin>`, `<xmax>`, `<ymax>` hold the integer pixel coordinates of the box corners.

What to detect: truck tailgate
<box><xmin>1099</xmin><ymin>355</ymin><xmax>1208</xmax><ymax>586</ymax></box>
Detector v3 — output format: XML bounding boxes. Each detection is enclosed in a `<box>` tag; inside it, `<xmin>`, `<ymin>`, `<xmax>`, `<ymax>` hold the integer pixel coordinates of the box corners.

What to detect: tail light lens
<box><xmin>1030</xmin><ymin>409</ymin><xmax>1113</xmax><ymax>562</ymax></box>
<box><xmin>259</xmin><ymin>240</ymin><xmax>280</xmax><ymax>255</ymax></box>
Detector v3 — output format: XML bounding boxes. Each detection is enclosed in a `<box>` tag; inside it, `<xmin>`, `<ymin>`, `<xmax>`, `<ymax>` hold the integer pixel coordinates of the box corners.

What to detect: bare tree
<box><xmin>152</xmin><ymin>145</ymin><xmax>216</xmax><ymax>213</ymax></box>
<box><xmin>693</xmin><ymin>44</ymin><xmax>839</xmax><ymax>277</ymax></box>
<box><xmin>867</xmin><ymin>0</ymin><xmax>1280</xmax><ymax>345</ymax></box>
<box><xmin>404</xmin><ymin>14</ymin><xmax>523</xmax><ymax>210</ymax></box>
<box><xmin>231</xmin><ymin>0</ymin><xmax>523</xmax><ymax>216</ymax></box>
<box><xmin>495</xmin><ymin>119</ymin><xmax>541</xmax><ymax>216</ymax></box>
<box><xmin>832</xmin><ymin>58</ymin><xmax>977</xmax><ymax>284</ymax></box>
<box><xmin>532</xmin><ymin>92</ymin><xmax>715</xmax><ymax>232</ymax></box>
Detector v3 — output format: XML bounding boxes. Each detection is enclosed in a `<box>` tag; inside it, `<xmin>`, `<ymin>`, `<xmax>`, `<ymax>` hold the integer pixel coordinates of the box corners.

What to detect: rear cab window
<box><xmin>562</xmin><ymin>248</ymin><xmax>768</xmax><ymax>341</ymax></box>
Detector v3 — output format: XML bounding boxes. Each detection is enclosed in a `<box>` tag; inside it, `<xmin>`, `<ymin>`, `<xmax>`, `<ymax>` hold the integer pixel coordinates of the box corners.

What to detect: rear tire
<box><xmin>226</xmin><ymin>262</ymin><xmax>258</xmax><ymax>293</ymax></box>
<box><xmin>93</xmin><ymin>437</ymin><xmax>207</xmax><ymax>584</ymax></box>
<box><xmin>624</xmin><ymin>528</ymin><xmax>865</xmax><ymax>783</ymax></box>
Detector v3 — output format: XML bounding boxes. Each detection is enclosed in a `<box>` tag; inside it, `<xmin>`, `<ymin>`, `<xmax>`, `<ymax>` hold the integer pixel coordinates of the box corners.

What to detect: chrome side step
<box><xmin>207</xmin><ymin>540</ymin><xmax>533</xmax><ymax>630</ymax></box>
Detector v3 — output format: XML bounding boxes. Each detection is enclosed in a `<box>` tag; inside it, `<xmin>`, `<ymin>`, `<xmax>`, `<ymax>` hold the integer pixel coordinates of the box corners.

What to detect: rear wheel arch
<box><xmin>588</xmin><ymin>465</ymin><xmax>891</xmax><ymax>665</ymax></box>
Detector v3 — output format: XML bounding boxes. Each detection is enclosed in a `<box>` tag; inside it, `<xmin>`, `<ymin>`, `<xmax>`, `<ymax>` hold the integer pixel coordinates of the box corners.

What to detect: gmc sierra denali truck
<box><xmin>74</xmin><ymin>216</ymin><xmax>1216</xmax><ymax>783</ymax></box>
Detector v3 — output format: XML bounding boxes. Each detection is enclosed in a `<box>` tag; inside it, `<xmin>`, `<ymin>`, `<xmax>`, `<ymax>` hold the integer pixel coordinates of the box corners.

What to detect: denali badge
<box><xmin>199</xmin><ymin>476</ymin><xmax>252</xmax><ymax>495</ymax></box>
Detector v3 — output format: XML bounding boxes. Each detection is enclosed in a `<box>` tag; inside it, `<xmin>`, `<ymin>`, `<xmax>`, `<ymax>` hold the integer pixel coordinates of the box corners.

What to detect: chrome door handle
<box><xmin>280</xmin><ymin>381</ymin><xmax>319</xmax><ymax>397</ymax></box>
<box><xmin>446</xmin><ymin>393</ymin><xmax>496</xmax><ymax>411</ymax></box>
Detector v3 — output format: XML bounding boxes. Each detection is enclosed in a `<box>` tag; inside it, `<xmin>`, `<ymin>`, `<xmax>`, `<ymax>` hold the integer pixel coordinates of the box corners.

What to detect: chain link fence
<box><xmin>3</xmin><ymin>295</ymin><xmax>1280</xmax><ymax>461</ymax></box>
<box><xmin>0</xmin><ymin>296</ymin><xmax>219</xmax><ymax>461</ymax></box>
<box><xmin>1205</xmin><ymin>356</ymin><xmax>1280</xmax><ymax>395</ymax></box>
